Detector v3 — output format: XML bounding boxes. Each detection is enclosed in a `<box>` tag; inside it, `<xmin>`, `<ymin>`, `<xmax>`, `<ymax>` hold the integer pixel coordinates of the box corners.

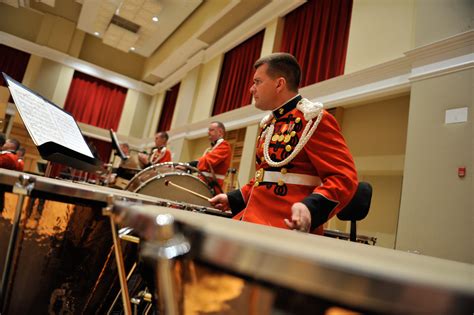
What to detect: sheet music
<box><xmin>6</xmin><ymin>78</ymin><xmax>94</xmax><ymax>158</ymax></box>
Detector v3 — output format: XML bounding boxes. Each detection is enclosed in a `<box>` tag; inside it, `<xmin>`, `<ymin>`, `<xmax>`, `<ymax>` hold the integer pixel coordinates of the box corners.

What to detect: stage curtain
<box><xmin>46</xmin><ymin>137</ymin><xmax>112</xmax><ymax>179</ymax></box>
<box><xmin>212</xmin><ymin>30</ymin><xmax>264</xmax><ymax>115</ymax></box>
<box><xmin>157</xmin><ymin>82</ymin><xmax>180</xmax><ymax>132</ymax></box>
<box><xmin>0</xmin><ymin>44</ymin><xmax>30</xmax><ymax>87</ymax></box>
<box><xmin>84</xmin><ymin>136</ymin><xmax>112</xmax><ymax>164</ymax></box>
<box><xmin>64</xmin><ymin>71</ymin><xmax>127</xmax><ymax>130</ymax></box>
<box><xmin>280</xmin><ymin>0</ymin><xmax>353</xmax><ymax>87</ymax></box>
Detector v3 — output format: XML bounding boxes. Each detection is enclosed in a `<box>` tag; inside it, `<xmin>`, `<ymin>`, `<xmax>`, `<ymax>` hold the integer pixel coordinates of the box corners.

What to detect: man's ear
<box><xmin>276</xmin><ymin>77</ymin><xmax>286</xmax><ymax>92</ymax></box>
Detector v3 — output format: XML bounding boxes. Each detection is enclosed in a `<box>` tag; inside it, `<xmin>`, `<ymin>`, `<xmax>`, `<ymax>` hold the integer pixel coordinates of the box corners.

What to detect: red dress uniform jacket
<box><xmin>149</xmin><ymin>146</ymin><xmax>172</xmax><ymax>165</ymax></box>
<box><xmin>0</xmin><ymin>151</ymin><xmax>20</xmax><ymax>171</ymax></box>
<box><xmin>227</xmin><ymin>95</ymin><xmax>358</xmax><ymax>234</ymax></box>
<box><xmin>17</xmin><ymin>158</ymin><xmax>24</xmax><ymax>171</ymax></box>
<box><xmin>197</xmin><ymin>139</ymin><xmax>231</xmax><ymax>193</ymax></box>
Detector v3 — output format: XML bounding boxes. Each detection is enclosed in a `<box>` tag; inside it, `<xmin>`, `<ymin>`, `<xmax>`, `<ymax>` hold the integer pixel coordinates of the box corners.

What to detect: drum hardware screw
<box><xmin>140</xmin><ymin>214</ymin><xmax>191</xmax><ymax>260</ymax></box>
<box><xmin>13</xmin><ymin>174</ymin><xmax>36</xmax><ymax>195</ymax></box>
<box><xmin>140</xmin><ymin>214</ymin><xmax>189</xmax><ymax>315</ymax></box>
<box><xmin>102</xmin><ymin>194</ymin><xmax>115</xmax><ymax>216</ymax></box>
<box><xmin>130</xmin><ymin>297</ymin><xmax>141</xmax><ymax>305</ymax></box>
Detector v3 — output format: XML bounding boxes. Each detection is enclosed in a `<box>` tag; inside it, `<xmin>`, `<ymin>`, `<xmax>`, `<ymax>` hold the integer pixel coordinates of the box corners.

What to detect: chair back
<box><xmin>337</xmin><ymin>181</ymin><xmax>373</xmax><ymax>222</ymax></box>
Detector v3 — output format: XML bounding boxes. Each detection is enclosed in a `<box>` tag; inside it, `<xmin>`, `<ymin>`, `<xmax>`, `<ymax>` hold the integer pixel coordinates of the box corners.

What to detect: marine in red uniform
<box><xmin>16</xmin><ymin>147</ymin><xmax>25</xmax><ymax>171</ymax></box>
<box><xmin>0</xmin><ymin>138</ymin><xmax>21</xmax><ymax>171</ymax></box>
<box><xmin>210</xmin><ymin>53</ymin><xmax>357</xmax><ymax>234</ymax></box>
<box><xmin>138</xmin><ymin>131</ymin><xmax>172</xmax><ymax>168</ymax></box>
<box><xmin>188</xmin><ymin>121</ymin><xmax>231</xmax><ymax>194</ymax></box>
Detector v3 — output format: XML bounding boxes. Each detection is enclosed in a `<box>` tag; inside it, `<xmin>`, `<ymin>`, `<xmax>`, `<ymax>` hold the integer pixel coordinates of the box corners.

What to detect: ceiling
<box><xmin>77</xmin><ymin>0</ymin><xmax>203</xmax><ymax>57</ymax></box>
<box><xmin>0</xmin><ymin>0</ymin><xmax>303</xmax><ymax>93</ymax></box>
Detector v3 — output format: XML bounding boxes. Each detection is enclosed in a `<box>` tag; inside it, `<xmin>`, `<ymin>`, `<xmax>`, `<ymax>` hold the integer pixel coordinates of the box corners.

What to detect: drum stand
<box><xmin>104</xmin><ymin>201</ymin><xmax>190</xmax><ymax>315</ymax></box>
<box><xmin>103</xmin><ymin>197</ymin><xmax>133</xmax><ymax>315</ymax></box>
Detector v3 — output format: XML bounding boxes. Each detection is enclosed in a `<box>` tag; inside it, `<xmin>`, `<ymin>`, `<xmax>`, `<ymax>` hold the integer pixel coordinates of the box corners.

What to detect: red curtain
<box><xmin>280</xmin><ymin>0</ymin><xmax>353</xmax><ymax>87</ymax></box>
<box><xmin>64</xmin><ymin>71</ymin><xmax>127</xmax><ymax>130</ymax></box>
<box><xmin>213</xmin><ymin>31</ymin><xmax>264</xmax><ymax>115</ymax></box>
<box><xmin>45</xmin><ymin>136</ymin><xmax>112</xmax><ymax>179</ymax></box>
<box><xmin>157</xmin><ymin>82</ymin><xmax>180</xmax><ymax>132</ymax></box>
<box><xmin>84</xmin><ymin>136</ymin><xmax>112</xmax><ymax>163</ymax></box>
<box><xmin>0</xmin><ymin>44</ymin><xmax>31</xmax><ymax>87</ymax></box>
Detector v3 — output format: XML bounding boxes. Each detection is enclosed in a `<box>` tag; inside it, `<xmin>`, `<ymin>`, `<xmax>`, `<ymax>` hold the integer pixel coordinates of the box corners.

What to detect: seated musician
<box><xmin>16</xmin><ymin>147</ymin><xmax>25</xmax><ymax>171</ymax></box>
<box><xmin>114</xmin><ymin>143</ymin><xmax>141</xmax><ymax>180</ymax></box>
<box><xmin>187</xmin><ymin>121</ymin><xmax>231</xmax><ymax>194</ymax></box>
<box><xmin>0</xmin><ymin>138</ymin><xmax>21</xmax><ymax>171</ymax></box>
<box><xmin>210</xmin><ymin>53</ymin><xmax>358</xmax><ymax>234</ymax></box>
<box><xmin>138</xmin><ymin>132</ymin><xmax>172</xmax><ymax>168</ymax></box>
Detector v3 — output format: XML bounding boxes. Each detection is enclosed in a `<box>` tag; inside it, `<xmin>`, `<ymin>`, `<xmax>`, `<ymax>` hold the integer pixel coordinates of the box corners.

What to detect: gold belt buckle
<box><xmin>255</xmin><ymin>168</ymin><xmax>265</xmax><ymax>182</ymax></box>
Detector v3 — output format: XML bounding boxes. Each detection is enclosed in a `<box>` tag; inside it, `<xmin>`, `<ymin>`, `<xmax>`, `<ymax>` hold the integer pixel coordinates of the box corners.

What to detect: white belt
<box><xmin>201</xmin><ymin>171</ymin><xmax>226</xmax><ymax>180</ymax></box>
<box><xmin>255</xmin><ymin>169</ymin><xmax>321</xmax><ymax>186</ymax></box>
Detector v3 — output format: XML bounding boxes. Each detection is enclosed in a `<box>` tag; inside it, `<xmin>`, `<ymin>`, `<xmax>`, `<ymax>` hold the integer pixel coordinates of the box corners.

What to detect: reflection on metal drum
<box><xmin>0</xmin><ymin>192</ymin><xmax>128</xmax><ymax>314</ymax></box>
<box><xmin>0</xmin><ymin>169</ymin><xmax>156</xmax><ymax>315</ymax></box>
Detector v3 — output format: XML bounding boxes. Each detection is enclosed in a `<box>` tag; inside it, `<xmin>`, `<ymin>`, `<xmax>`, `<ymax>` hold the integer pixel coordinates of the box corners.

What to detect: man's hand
<box><xmin>175</xmin><ymin>164</ymin><xmax>188</xmax><ymax>171</ymax></box>
<box><xmin>138</xmin><ymin>152</ymin><xmax>149</xmax><ymax>165</ymax></box>
<box><xmin>209</xmin><ymin>194</ymin><xmax>230</xmax><ymax>211</ymax></box>
<box><xmin>284</xmin><ymin>202</ymin><xmax>311</xmax><ymax>232</ymax></box>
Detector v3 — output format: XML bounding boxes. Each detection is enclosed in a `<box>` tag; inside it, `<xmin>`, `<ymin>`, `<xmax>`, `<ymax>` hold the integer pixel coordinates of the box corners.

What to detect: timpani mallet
<box><xmin>164</xmin><ymin>180</ymin><xmax>210</xmax><ymax>201</ymax></box>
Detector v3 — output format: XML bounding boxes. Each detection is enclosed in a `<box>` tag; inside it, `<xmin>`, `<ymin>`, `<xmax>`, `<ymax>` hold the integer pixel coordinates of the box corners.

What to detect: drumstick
<box><xmin>164</xmin><ymin>180</ymin><xmax>210</xmax><ymax>201</ymax></box>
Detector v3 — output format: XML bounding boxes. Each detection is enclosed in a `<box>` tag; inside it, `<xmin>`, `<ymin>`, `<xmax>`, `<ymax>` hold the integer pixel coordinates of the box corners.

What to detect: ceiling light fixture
<box><xmin>152</xmin><ymin>16</ymin><xmax>159</xmax><ymax>22</ymax></box>
<box><xmin>130</xmin><ymin>47</ymin><xmax>136</xmax><ymax>51</ymax></box>
<box><xmin>94</xmin><ymin>32</ymin><xmax>100</xmax><ymax>36</ymax></box>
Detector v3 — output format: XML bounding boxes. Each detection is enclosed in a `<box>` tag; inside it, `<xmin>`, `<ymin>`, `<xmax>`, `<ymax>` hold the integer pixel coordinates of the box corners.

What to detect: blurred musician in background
<box><xmin>187</xmin><ymin>121</ymin><xmax>231</xmax><ymax>194</ymax></box>
<box><xmin>113</xmin><ymin>143</ymin><xmax>138</xmax><ymax>178</ymax></box>
<box><xmin>0</xmin><ymin>138</ymin><xmax>21</xmax><ymax>170</ymax></box>
<box><xmin>210</xmin><ymin>53</ymin><xmax>358</xmax><ymax>234</ymax></box>
<box><xmin>16</xmin><ymin>147</ymin><xmax>25</xmax><ymax>171</ymax></box>
<box><xmin>138</xmin><ymin>131</ymin><xmax>172</xmax><ymax>168</ymax></box>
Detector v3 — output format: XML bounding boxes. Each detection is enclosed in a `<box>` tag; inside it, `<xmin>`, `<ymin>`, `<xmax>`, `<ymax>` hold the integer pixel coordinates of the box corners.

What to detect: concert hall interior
<box><xmin>0</xmin><ymin>0</ymin><xmax>472</xmax><ymax>314</ymax></box>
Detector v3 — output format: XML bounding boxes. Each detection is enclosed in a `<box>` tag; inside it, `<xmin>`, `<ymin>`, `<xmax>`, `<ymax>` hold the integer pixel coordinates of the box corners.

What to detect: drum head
<box><xmin>136</xmin><ymin>173</ymin><xmax>213</xmax><ymax>206</ymax></box>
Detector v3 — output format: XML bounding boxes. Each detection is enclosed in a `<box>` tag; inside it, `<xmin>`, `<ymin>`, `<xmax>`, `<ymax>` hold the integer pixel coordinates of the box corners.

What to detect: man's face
<box><xmin>249</xmin><ymin>63</ymin><xmax>279</xmax><ymax>111</ymax></box>
<box><xmin>208</xmin><ymin>123</ymin><xmax>222</xmax><ymax>143</ymax></box>
<box><xmin>154</xmin><ymin>133</ymin><xmax>166</xmax><ymax>147</ymax></box>
<box><xmin>119</xmin><ymin>144</ymin><xmax>129</xmax><ymax>155</ymax></box>
<box><xmin>2</xmin><ymin>140</ymin><xmax>16</xmax><ymax>151</ymax></box>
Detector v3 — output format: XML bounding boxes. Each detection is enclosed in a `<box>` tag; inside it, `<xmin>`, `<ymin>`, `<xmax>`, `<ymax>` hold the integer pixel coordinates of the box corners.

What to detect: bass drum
<box><xmin>126</xmin><ymin>162</ymin><xmax>214</xmax><ymax>207</ymax></box>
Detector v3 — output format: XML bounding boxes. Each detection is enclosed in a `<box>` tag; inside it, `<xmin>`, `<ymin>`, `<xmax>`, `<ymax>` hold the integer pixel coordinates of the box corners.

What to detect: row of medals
<box><xmin>271</xmin><ymin>117</ymin><xmax>301</xmax><ymax>152</ymax></box>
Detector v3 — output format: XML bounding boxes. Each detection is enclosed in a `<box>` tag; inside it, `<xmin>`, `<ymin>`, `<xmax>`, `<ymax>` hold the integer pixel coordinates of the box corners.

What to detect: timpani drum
<box><xmin>109</xmin><ymin>202</ymin><xmax>474</xmax><ymax>315</ymax></box>
<box><xmin>0</xmin><ymin>169</ymin><xmax>161</xmax><ymax>315</ymax></box>
<box><xmin>126</xmin><ymin>162</ymin><xmax>214</xmax><ymax>207</ymax></box>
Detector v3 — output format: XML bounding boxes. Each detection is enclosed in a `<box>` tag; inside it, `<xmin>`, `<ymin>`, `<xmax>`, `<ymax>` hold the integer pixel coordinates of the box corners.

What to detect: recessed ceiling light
<box><xmin>152</xmin><ymin>16</ymin><xmax>159</xmax><ymax>22</ymax></box>
<box><xmin>130</xmin><ymin>47</ymin><xmax>136</xmax><ymax>51</ymax></box>
<box><xmin>94</xmin><ymin>32</ymin><xmax>100</xmax><ymax>36</ymax></box>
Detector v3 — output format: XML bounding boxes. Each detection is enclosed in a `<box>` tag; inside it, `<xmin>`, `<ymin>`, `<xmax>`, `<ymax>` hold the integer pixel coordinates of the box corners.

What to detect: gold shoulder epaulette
<box><xmin>260</xmin><ymin>113</ymin><xmax>273</xmax><ymax>128</ymax></box>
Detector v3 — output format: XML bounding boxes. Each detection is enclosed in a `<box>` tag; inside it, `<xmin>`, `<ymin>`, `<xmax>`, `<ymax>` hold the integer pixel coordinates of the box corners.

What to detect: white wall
<box><xmin>396</xmin><ymin>69</ymin><xmax>473</xmax><ymax>263</ymax></box>
<box><xmin>414</xmin><ymin>0</ymin><xmax>473</xmax><ymax>47</ymax></box>
<box><xmin>190</xmin><ymin>55</ymin><xmax>223</xmax><ymax>123</ymax></box>
<box><xmin>345</xmin><ymin>0</ymin><xmax>415</xmax><ymax>74</ymax></box>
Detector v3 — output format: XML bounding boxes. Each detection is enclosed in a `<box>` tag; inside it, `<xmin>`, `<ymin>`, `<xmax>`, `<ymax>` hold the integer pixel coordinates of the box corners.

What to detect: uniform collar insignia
<box><xmin>211</xmin><ymin>138</ymin><xmax>224</xmax><ymax>147</ymax></box>
<box><xmin>272</xmin><ymin>94</ymin><xmax>302</xmax><ymax>119</ymax></box>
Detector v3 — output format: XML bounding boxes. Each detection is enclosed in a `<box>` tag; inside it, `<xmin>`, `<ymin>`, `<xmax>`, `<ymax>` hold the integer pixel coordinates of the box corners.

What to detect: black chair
<box><xmin>336</xmin><ymin>182</ymin><xmax>373</xmax><ymax>242</ymax></box>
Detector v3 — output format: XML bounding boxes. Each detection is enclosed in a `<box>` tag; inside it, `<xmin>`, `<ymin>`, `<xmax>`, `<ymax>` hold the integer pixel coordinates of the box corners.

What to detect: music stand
<box><xmin>109</xmin><ymin>129</ymin><xmax>128</xmax><ymax>160</ymax></box>
<box><xmin>2</xmin><ymin>73</ymin><xmax>101</xmax><ymax>172</ymax></box>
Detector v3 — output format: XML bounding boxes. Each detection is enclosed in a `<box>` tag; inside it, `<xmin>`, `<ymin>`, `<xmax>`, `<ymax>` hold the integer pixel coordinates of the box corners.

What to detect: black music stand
<box><xmin>337</xmin><ymin>182</ymin><xmax>373</xmax><ymax>242</ymax></box>
<box><xmin>2</xmin><ymin>73</ymin><xmax>101</xmax><ymax>172</ymax></box>
<box><xmin>109</xmin><ymin>129</ymin><xmax>128</xmax><ymax>160</ymax></box>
